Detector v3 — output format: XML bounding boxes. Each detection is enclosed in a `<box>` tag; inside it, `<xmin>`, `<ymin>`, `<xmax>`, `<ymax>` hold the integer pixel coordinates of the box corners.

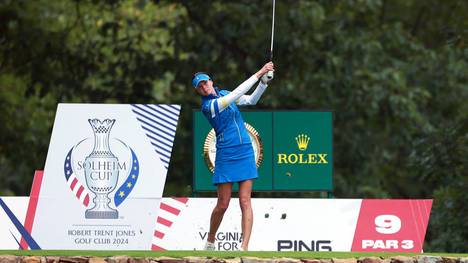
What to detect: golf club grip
<box><xmin>267</xmin><ymin>70</ymin><xmax>274</xmax><ymax>79</ymax></box>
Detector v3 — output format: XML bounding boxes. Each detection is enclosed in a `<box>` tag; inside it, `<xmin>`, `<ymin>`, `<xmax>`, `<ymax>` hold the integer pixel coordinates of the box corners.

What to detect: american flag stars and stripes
<box><xmin>63</xmin><ymin>148</ymin><xmax>91</xmax><ymax>207</ymax></box>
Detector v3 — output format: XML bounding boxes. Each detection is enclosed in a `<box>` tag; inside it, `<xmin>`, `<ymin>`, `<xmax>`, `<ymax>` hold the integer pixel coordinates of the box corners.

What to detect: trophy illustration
<box><xmin>84</xmin><ymin>119</ymin><xmax>119</xmax><ymax>219</ymax></box>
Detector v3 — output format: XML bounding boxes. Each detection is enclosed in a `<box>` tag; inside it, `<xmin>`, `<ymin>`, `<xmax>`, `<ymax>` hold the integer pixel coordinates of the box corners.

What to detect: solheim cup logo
<box><xmin>63</xmin><ymin>118</ymin><xmax>140</xmax><ymax>219</ymax></box>
<box><xmin>84</xmin><ymin>119</ymin><xmax>119</xmax><ymax>219</ymax></box>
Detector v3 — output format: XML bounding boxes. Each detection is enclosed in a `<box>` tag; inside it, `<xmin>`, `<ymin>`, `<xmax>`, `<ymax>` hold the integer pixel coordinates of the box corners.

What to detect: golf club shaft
<box><xmin>270</xmin><ymin>0</ymin><xmax>275</xmax><ymax>61</ymax></box>
<box><xmin>267</xmin><ymin>0</ymin><xmax>275</xmax><ymax>80</ymax></box>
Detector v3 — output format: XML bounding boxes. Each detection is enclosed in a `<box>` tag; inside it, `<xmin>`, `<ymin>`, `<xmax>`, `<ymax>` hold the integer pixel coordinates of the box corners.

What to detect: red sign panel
<box><xmin>352</xmin><ymin>199</ymin><xmax>432</xmax><ymax>252</ymax></box>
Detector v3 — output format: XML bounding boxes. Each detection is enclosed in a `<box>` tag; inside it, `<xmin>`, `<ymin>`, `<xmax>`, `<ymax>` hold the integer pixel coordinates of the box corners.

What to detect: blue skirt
<box><xmin>213</xmin><ymin>143</ymin><xmax>258</xmax><ymax>185</ymax></box>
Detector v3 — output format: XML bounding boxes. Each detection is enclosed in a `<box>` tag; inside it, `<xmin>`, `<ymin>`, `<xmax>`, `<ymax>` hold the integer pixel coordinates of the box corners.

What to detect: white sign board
<box><xmin>32</xmin><ymin>104</ymin><xmax>180</xmax><ymax>250</ymax></box>
<box><xmin>1</xmin><ymin>195</ymin><xmax>432</xmax><ymax>252</ymax></box>
<box><xmin>151</xmin><ymin>198</ymin><xmax>360</xmax><ymax>251</ymax></box>
<box><xmin>152</xmin><ymin>198</ymin><xmax>432</xmax><ymax>252</ymax></box>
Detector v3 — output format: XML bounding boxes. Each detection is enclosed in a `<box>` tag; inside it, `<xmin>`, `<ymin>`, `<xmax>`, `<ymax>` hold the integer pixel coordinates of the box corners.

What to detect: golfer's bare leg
<box><xmin>207</xmin><ymin>182</ymin><xmax>233</xmax><ymax>243</ymax></box>
<box><xmin>238</xmin><ymin>179</ymin><xmax>253</xmax><ymax>250</ymax></box>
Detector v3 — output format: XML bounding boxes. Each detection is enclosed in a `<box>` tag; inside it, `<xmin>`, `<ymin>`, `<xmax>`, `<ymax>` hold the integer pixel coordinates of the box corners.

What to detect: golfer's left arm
<box><xmin>217</xmin><ymin>62</ymin><xmax>273</xmax><ymax>108</ymax></box>
<box><xmin>236</xmin><ymin>62</ymin><xmax>274</xmax><ymax>106</ymax></box>
<box><xmin>236</xmin><ymin>82</ymin><xmax>268</xmax><ymax>106</ymax></box>
<box><xmin>208</xmin><ymin>62</ymin><xmax>274</xmax><ymax>117</ymax></box>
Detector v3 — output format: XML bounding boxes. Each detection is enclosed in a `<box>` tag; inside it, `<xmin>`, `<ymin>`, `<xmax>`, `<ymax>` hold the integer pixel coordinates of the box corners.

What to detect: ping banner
<box><xmin>18</xmin><ymin>103</ymin><xmax>180</xmax><ymax>250</ymax></box>
<box><xmin>152</xmin><ymin>198</ymin><xmax>433</xmax><ymax>252</ymax></box>
<box><xmin>1</xmin><ymin>190</ymin><xmax>432</xmax><ymax>252</ymax></box>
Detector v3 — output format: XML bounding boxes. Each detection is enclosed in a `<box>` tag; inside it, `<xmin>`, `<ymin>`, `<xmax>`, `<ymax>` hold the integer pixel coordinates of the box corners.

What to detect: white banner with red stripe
<box><xmin>151</xmin><ymin>198</ymin><xmax>432</xmax><ymax>252</ymax></box>
<box><xmin>1</xmin><ymin>192</ymin><xmax>432</xmax><ymax>252</ymax></box>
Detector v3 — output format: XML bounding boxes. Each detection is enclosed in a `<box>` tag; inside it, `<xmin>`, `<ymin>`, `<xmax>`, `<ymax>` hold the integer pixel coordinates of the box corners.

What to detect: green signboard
<box><xmin>193</xmin><ymin>111</ymin><xmax>333</xmax><ymax>192</ymax></box>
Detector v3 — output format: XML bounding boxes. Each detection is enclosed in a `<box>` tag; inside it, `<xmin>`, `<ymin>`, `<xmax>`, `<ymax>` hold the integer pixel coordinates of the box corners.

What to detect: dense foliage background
<box><xmin>0</xmin><ymin>0</ymin><xmax>466</xmax><ymax>252</ymax></box>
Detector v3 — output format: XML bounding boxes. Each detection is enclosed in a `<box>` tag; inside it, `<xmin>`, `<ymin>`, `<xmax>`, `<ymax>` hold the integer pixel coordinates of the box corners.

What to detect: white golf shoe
<box><xmin>204</xmin><ymin>241</ymin><xmax>215</xmax><ymax>251</ymax></box>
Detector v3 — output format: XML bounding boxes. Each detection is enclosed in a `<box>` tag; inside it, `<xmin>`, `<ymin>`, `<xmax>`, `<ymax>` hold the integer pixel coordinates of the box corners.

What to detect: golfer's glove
<box><xmin>261</xmin><ymin>72</ymin><xmax>273</xmax><ymax>84</ymax></box>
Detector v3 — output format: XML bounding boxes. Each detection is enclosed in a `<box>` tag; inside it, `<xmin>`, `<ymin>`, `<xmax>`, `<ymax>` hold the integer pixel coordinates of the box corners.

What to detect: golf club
<box><xmin>267</xmin><ymin>0</ymin><xmax>275</xmax><ymax>80</ymax></box>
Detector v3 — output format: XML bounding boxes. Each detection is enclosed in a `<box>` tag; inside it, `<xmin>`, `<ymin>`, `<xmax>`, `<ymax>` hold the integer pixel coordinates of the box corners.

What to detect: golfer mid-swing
<box><xmin>193</xmin><ymin>62</ymin><xmax>274</xmax><ymax>251</ymax></box>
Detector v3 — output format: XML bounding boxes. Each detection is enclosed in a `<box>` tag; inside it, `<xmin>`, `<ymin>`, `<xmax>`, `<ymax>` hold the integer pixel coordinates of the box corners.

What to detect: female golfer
<box><xmin>193</xmin><ymin>62</ymin><xmax>274</xmax><ymax>251</ymax></box>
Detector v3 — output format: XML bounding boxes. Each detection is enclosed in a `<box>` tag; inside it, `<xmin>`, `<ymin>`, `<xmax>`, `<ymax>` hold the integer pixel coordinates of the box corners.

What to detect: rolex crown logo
<box><xmin>295</xmin><ymin>134</ymin><xmax>310</xmax><ymax>151</ymax></box>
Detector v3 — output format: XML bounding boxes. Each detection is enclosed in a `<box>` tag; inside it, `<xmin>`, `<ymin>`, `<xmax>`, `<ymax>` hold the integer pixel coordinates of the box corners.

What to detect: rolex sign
<box><xmin>193</xmin><ymin>111</ymin><xmax>333</xmax><ymax>192</ymax></box>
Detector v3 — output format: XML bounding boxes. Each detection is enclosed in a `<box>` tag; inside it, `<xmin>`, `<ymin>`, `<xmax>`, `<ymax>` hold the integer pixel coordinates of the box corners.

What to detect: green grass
<box><xmin>0</xmin><ymin>251</ymin><xmax>467</xmax><ymax>259</ymax></box>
